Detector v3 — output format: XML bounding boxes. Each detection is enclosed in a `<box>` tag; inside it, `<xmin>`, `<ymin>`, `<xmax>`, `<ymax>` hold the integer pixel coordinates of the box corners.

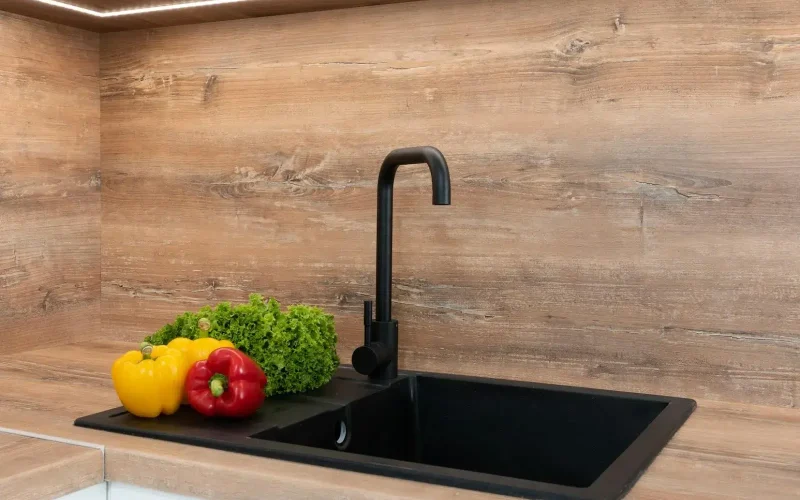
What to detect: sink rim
<box><xmin>262</xmin><ymin>367</ymin><xmax>697</xmax><ymax>499</ymax></box>
<box><xmin>76</xmin><ymin>367</ymin><xmax>696</xmax><ymax>500</ymax></box>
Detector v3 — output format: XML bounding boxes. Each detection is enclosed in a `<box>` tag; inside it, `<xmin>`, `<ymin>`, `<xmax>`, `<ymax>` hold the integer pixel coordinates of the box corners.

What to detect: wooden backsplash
<box><xmin>100</xmin><ymin>0</ymin><xmax>799</xmax><ymax>408</ymax></box>
<box><xmin>0</xmin><ymin>13</ymin><xmax>100</xmax><ymax>353</ymax></box>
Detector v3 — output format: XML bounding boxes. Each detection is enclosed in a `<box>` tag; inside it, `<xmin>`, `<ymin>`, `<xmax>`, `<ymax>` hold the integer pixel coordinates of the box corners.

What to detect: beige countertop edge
<box><xmin>0</xmin><ymin>340</ymin><xmax>796</xmax><ymax>500</ymax></box>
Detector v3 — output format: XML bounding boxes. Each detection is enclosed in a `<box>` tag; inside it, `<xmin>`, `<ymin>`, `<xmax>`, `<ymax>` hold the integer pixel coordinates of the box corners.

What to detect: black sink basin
<box><xmin>76</xmin><ymin>368</ymin><xmax>694</xmax><ymax>499</ymax></box>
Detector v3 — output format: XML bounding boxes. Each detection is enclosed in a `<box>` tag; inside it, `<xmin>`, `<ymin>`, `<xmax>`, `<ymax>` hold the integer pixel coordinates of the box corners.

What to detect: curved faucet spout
<box><xmin>378</xmin><ymin>146</ymin><xmax>451</xmax><ymax>206</ymax></box>
<box><xmin>353</xmin><ymin>146</ymin><xmax>451</xmax><ymax>380</ymax></box>
<box><xmin>376</xmin><ymin>147</ymin><xmax>451</xmax><ymax>323</ymax></box>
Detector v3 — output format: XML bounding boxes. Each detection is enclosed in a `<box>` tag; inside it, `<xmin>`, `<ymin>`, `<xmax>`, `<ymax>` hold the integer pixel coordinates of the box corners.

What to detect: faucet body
<box><xmin>352</xmin><ymin>147</ymin><xmax>451</xmax><ymax>380</ymax></box>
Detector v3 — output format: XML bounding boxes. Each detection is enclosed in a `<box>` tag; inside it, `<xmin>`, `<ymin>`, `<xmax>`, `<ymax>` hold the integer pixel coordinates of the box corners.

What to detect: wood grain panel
<box><xmin>0</xmin><ymin>433</ymin><xmax>103</xmax><ymax>500</ymax></box>
<box><xmin>0</xmin><ymin>13</ymin><xmax>101</xmax><ymax>352</ymax></box>
<box><xmin>100</xmin><ymin>0</ymin><xmax>800</xmax><ymax>407</ymax></box>
<box><xmin>0</xmin><ymin>341</ymin><xmax>797</xmax><ymax>500</ymax></box>
<box><xmin>0</xmin><ymin>2</ymin><xmax>118</xmax><ymax>31</ymax></box>
<box><xmin>0</xmin><ymin>0</ymin><xmax>422</xmax><ymax>32</ymax></box>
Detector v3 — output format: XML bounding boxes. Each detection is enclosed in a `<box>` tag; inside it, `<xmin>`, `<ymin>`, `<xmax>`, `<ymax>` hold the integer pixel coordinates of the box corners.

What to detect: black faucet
<box><xmin>352</xmin><ymin>147</ymin><xmax>451</xmax><ymax>380</ymax></box>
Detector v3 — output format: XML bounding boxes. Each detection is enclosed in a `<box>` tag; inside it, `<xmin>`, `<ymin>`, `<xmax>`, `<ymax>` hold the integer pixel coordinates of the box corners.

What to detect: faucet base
<box><xmin>368</xmin><ymin>320</ymin><xmax>398</xmax><ymax>380</ymax></box>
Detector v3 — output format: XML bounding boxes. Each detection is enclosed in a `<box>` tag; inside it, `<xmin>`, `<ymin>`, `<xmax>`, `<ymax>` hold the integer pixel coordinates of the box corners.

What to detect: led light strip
<box><xmin>34</xmin><ymin>0</ymin><xmax>250</xmax><ymax>17</ymax></box>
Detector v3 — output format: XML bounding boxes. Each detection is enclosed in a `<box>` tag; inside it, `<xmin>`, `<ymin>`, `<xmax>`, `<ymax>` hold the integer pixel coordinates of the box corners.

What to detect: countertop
<box><xmin>0</xmin><ymin>341</ymin><xmax>797</xmax><ymax>500</ymax></box>
<box><xmin>0</xmin><ymin>432</ymin><xmax>103</xmax><ymax>499</ymax></box>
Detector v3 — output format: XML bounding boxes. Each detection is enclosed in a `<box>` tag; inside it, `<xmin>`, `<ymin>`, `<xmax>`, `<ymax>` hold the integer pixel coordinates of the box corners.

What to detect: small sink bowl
<box><xmin>76</xmin><ymin>369</ymin><xmax>694</xmax><ymax>499</ymax></box>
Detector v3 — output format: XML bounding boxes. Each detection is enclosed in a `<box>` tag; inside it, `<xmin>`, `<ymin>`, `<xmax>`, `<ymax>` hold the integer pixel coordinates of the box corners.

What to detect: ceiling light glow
<box><xmin>34</xmin><ymin>0</ymin><xmax>251</xmax><ymax>17</ymax></box>
<box><xmin>34</xmin><ymin>0</ymin><xmax>98</xmax><ymax>15</ymax></box>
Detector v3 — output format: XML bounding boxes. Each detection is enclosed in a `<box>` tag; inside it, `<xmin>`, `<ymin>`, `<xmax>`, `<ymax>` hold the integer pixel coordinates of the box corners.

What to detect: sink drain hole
<box><xmin>335</xmin><ymin>421</ymin><xmax>348</xmax><ymax>448</ymax></box>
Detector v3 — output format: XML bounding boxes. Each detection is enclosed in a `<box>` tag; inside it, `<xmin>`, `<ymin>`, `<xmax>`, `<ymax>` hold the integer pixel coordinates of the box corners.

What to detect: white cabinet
<box><xmin>55</xmin><ymin>483</ymin><xmax>106</xmax><ymax>500</ymax></box>
<box><xmin>57</xmin><ymin>482</ymin><xmax>201</xmax><ymax>500</ymax></box>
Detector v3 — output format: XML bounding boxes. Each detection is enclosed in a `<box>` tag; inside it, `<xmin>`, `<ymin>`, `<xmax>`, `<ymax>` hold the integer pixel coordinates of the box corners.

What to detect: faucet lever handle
<box><xmin>363</xmin><ymin>300</ymin><xmax>373</xmax><ymax>345</ymax></box>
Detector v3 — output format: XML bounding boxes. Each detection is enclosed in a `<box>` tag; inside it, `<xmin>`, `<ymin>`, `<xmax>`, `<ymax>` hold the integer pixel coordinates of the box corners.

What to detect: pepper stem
<box><xmin>140</xmin><ymin>342</ymin><xmax>154</xmax><ymax>361</ymax></box>
<box><xmin>209</xmin><ymin>374</ymin><xmax>228</xmax><ymax>397</ymax></box>
<box><xmin>197</xmin><ymin>318</ymin><xmax>211</xmax><ymax>338</ymax></box>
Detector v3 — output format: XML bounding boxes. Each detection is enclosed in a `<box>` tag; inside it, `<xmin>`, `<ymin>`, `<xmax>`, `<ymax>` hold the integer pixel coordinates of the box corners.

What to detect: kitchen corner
<box><xmin>2</xmin><ymin>0</ymin><xmax>800</xmax><ymax>498</ymax></box>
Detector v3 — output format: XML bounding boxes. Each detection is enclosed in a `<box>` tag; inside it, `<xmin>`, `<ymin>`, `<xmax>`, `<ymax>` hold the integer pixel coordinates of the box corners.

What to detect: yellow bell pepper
<box><xmin>112</xmin><ymin>344</ymin><xmax>188</xmax><ymax>418</ymax></box>
<box><xmin>167</xmin><ymin>337</ymin><xmax>235</xmax><ymax>366</ymax></box>
<box><xmin>166</xmin><ymin>317</ymin><xmax>235</xmax><ymax>366</ymax></box>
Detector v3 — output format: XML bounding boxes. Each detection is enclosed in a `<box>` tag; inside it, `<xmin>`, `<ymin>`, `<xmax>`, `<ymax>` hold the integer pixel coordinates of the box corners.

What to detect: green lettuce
<box><xmin>144</xmin><ymin>294</ymin><xmax>339</xmax><ymax>396</ymax></box>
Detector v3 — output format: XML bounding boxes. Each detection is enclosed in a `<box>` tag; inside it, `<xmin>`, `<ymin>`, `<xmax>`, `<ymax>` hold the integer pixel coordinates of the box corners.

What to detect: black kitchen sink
<box><xmin>76</xmin><ymin>368</ymin><xmax>694</xmax><ymax>499</ymax></box>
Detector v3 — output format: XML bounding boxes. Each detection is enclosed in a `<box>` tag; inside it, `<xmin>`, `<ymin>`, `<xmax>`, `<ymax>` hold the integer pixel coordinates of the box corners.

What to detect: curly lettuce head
<box><xmin>144</xmin><ymin>294</ymin><xmax>339</xmax><ymax>396</ymax></box>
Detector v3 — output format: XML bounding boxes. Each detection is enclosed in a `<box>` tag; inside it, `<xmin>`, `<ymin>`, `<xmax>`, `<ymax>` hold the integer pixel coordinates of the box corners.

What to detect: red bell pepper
<box><xmin>186</xmin><ymin>347</ymin><xmax>268</xmax><ymax>418</ymax></box>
